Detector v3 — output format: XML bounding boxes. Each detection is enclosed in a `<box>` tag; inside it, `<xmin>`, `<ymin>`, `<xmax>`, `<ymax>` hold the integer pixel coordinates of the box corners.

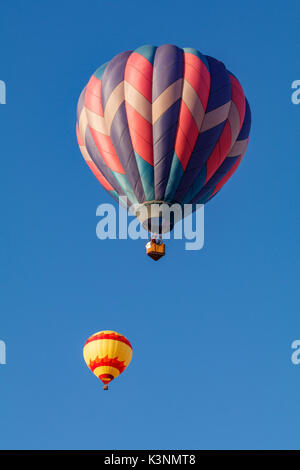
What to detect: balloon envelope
<box><xmin>83</xmin><ymin>330</ymin><xmax>133</xmax><ymax>387</ymax></box>
<box><xmin>76</xmin><ymin>44</ymin><xmax>251</xmax><ymax>232</ymax></box>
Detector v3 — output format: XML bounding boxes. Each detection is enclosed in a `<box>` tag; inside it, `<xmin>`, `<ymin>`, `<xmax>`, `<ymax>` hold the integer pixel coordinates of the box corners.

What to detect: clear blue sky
<box><xmin>0</xmin><ymin>0</ymin><xmax>299</xmax><ymax>450</ymax></box>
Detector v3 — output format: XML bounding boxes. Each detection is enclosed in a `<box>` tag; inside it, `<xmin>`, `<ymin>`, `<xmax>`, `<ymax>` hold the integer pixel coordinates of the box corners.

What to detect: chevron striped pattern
<box><xmin>76</xmin><ymin>44</ymin><xmax>251</xmax><ymax>213</ymax></box>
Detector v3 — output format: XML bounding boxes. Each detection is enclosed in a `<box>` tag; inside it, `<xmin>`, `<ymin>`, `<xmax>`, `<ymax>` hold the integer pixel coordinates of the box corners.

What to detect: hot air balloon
<box><xmin>76</xmin><ymin>44</ymin><xmax>251</xmax><ymax>260</ymax></box>
<box><xmin>83</xmin><ymin>330</ymin><xmax>132</xmax><ymax>390</ymax></box>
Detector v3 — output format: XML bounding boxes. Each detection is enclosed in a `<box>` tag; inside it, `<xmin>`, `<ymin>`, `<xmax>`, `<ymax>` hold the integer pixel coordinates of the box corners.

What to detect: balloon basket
<box><xmin>146</xmin><ymin>240</ymin><xmax>165</xmax><ymax>261</ymax></box>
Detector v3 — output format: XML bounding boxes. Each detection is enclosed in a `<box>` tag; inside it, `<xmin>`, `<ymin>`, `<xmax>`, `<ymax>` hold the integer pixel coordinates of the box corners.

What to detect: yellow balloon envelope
<box><xmin>83</xmin><ymin>330</ymin><xmax>133</xmax><ymax>390</ymax></box>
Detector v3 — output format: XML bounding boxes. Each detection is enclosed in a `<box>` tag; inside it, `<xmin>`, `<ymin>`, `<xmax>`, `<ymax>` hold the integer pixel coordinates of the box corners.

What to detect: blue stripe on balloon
<box><xmin>134</xmin><ymin>45</ymin><xmax>157</xmax><ymax>65</ymax></box>
<box><xmin>93</xmin><ymin>62</ymin><xmax>109</xmax><ymax>81</ymax></box>
<box><xmin>134</xmin><ymin>151</ymin><xmax>155</xmax><ymax>201</ymax></box>
<box><xmin>164</xmin><ymin>152</ymin><xmax>184</xmax><ymax>203</ymax></box>
<box><xmin>192</xmin><ymin>156</ymin><xmax>239</xmax><ymax>205</ymax></box>
<box><xmin>182</xmin><ymin>167</ymin><xmax>207</xmax><ymax>204</ymax></box>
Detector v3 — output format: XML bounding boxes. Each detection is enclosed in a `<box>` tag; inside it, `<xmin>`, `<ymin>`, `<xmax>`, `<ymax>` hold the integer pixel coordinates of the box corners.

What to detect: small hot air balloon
<box><xmin>83</xmin><ymin>330</ymin><xmax>132</xmax><ymax>390</ymax></box>
<box><xmin>76</xmin><ymin>44</ymin><xmax>251</xmax><ymax>260</ymax></box>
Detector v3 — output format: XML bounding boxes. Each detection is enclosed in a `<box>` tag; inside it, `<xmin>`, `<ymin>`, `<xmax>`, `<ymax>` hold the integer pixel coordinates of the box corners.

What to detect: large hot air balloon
<box><xmin>83</xmin><ymin>330</ymin><xmax>132</xmax><ymax>390</ymax></box>
<box><xmin>76</xmin><ymin>44</ymin><xmax>251</xmax><ymax>260</ymax></box>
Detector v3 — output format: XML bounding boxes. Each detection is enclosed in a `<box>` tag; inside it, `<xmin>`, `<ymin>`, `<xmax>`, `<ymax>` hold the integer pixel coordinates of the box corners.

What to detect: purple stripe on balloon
<box><xmin>174</xmin><ymin>122</ymin><xmax>225</xmax><ymax>202</ymax></box>
<box><xmin>238</xmin><ymin>99</ymin><xmax>251</xmax><ymax>140</ymax></box>
<box><xmin>152</xmin><ymin>45</ymin><xmax>184</xmax><ymax>101</ymax></box>
<box><xmin>84</xmin><ymin>126</ymin><xmax>128</xmax><ymax>201</ymax></box>
<box><xmin>205</xmin><ymin>56</ymin><xmax>231</xmax><ymax>112</ymax></box>
<box><xmin>193</xmin><ymin>103</ymin><xmax>251</xmax><ymax>206</ymax></box>
<box><xmin>191</xmin><ymin>156</ymin><xmax>239</xmax><ymax>204</ymax></box>
<box><xmin>152</xmin><ymin>45</ymin><xmax>184</xmax><ymax>200</ymax></box>
<box><xmin>101</xmin><ymin>51</ymin><xmax>132</xmax><ymax>110</ymax></box>
<box><xmin>192</xmin><ymin>100</ymin><xmax>251</xmax><ymax>205</ymax></box>
<box><xmin>153</xmin><ymin>100</ymin><xmax>181</xmax><ymax>200</ymax></box>
<box><xmin>110</xmin><ymin>102</ymin><xmax>146</xmax><ymax>201</ymax></box>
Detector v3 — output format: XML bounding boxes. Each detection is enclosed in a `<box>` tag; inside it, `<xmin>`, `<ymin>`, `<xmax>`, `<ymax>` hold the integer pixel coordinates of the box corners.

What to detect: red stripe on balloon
<box><xmin>175</xmin><ymin>101</ymin><xmax>199</xmax><ymax>170</ymax></box>
<box><xmin>184</xmin><ymin>52</ymin><xmax>210</xmax><ymax>109</ymax></box>
<box><xmin>84</xmin><ymin>75</ymin><xmax>126</xmax><ymax>175</ymax></box>
<box><xmin>85</xmin><ymin>333</ymin><xmax>132</xmax><ymax>349</ymax></box>
<box><xmin>173</xmin><ymin>53</ymin><xmax>211</xmax><ymax>172</ymax></box>
<box><xmin>205</xmin><ymin>120</ymin><xmax>232</xmax><ymax>184</ymax></box>
<box><xmin>230</xmin><ymin>75</ymin><xmax>246</xmax><ymax>130</ymax></box>
<box><xmin>125</xmin><ymin>102</ymin><xmax>153</xmax><ymax>165</ymax></box>
<box><xmin>89</xmin><ymin>127</ymin><xmax>125</xmax><ymax>174</ymax></box>
<box><xmin>124</xmin><ymin>52</ymin><xmax>153</xmax><ymax>102</ymax></box>
<box><xmin>85</xmin><ymin>75</ymin><xmax>104</xmax><ymax>116</ymax></box>
<box><xmin>99</xmin><ymin>374</ymin><xmax>114</xmax><ymax>384</ymax></box>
